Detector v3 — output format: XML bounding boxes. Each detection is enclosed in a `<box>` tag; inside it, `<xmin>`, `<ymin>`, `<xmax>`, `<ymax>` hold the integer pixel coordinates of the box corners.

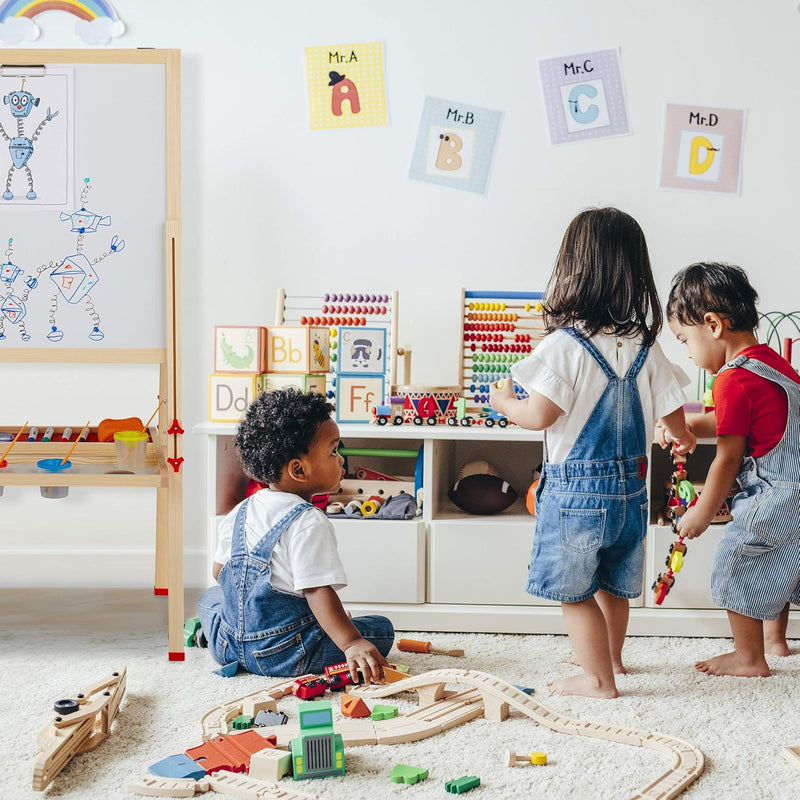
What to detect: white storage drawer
<box><xmin>646</xmin><ymin>524</ymin><xmax>722</xmax><ymax>609</ymax></box>
<box><xmin>334</xmin><ymin>519</ymin><xmax>426</xmax><ymax>603</ymax></box>
<box><xmin>429</xmin><ymin>519</ymin><xmax>556</xmax><ymax>606</ymax></box>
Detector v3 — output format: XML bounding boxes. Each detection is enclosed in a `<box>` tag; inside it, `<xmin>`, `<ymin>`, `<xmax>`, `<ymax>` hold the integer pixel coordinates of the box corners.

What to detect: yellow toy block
<box><xmin>258</xmin><ymin>373</ymin><xmax>328</xmax><ymax>395</ymax></box>
<box><xmin>266</xmin><ymin>326</ymin><xmax>331</xmax><ymax>374</ymax></box>
<box><xmin>209</xmin><ymin>373</ymin><xmax>260</xmax><ymax>422</ymax></box>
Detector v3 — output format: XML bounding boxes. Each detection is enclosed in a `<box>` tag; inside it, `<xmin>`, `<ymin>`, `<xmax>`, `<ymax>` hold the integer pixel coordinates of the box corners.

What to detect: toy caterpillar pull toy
<box><xmin>652</xmin><ymin>454</ymin><xmax>695</xmax><ymax>605</ymax></box>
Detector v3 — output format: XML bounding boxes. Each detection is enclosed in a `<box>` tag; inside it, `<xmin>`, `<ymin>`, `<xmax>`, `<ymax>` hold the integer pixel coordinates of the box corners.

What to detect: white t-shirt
<box><xmin>511</xmin><ymin>329</ymin><xmax>690</xmax><ymax>463</ymax></box>
<box><xmin>213</xmin><ymin>489</ymin><xmax>347</xmax><ymax>596</ymax></box>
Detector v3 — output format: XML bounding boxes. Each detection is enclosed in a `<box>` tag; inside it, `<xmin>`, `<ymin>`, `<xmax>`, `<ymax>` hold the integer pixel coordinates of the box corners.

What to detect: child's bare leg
<box><xmin>566</xmin><ymin>590</ymin><xmax>629</xmax><ymax>674</ymax></box>
<box><xmin>596</xmin><ymin>590</ymin><xmax>629</xmax><ymax>673</ymax></box>
<box><xmin>552</xmin><ymin>597</ymin><xmax>619</xmax><ymax>698</ymax></box>
<box><xmin>696</xmin><ymin>611</ymin><xmax>770</xmax><ymax>677</ymax></box>
<box><xmin>763</xmin><ymin>604</ymin><xmax>790</xmax><ymax>657</ymax></box>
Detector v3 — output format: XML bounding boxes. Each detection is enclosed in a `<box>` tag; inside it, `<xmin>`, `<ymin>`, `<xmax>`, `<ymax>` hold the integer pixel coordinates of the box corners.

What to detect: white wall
<box><xmin>3</xmin><ymin>1</ymin><xmax>799</xmax><ymax>588</ymax></box>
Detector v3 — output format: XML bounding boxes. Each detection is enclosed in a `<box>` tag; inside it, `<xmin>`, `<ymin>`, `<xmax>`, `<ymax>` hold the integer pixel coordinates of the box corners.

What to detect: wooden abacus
<box><xmin>458</xmin><ymin>289</ymin><xmax>546</xmax><ymax>420</ymax></box>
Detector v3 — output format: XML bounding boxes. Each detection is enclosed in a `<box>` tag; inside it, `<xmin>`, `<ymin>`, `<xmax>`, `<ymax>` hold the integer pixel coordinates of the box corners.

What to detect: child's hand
<box><xmin>489</xmin><ymin>379</ymin><xmax>514</xmax><ymax>415</ymax></box>
<box><xmin>675</xmin><ymin>506</ymin><xmax>710</xmax><ymax>540</ymax></box>
<box><xmin>668</xmin><ymin>427</ymin><xmax>697</xmax><ymax>456</ymax></box>
<box><xmin>343</xmin><ymin>638</ymin><xmax>389</xmax><ymax>685</ymax></box>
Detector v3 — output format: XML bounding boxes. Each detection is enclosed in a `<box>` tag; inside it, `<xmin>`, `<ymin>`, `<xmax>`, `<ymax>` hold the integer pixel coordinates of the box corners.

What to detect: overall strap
<box><xmin>624</xmin><ymin>342</ymin><xmax>650</xmax><ymax>380</ymax></box>
<box><xmin>563</xmin><ymin>327</ymin><xmax>616</xmax><ymax>380</ymax></box>
<box><xmin>249</xmin><ymin>500</ymin><xmax>315</xmax><ymax>560</ymax></box>
<box><xmin>719</xmin><ymin>355</ymin><xmax>800</xmax><ymax>397</ymax></box>
<box><xmin>230</xmin><ymin>497</ymin><xmax>251</xmax><ymax>559</ymax></box>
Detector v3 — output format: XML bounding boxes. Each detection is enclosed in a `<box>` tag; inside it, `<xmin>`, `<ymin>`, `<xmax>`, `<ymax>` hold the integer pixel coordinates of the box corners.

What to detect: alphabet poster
<box><xmin>0</xmin><ymin>68</ymin><xmax>73</xmax><ymax>207</ymax></box>
<box><xmin>539</xmin><ymin>48</ymin><xmax>629</xmax><ymax>145</ymax></box>
<box><xmin>304</xmin><ymin>41</ymin><xmax>387</xmax><ymax>130</ymax></box>
<box><xmin>659</xmin><ymin>103</ymin><xmax>745</xmax><ymax>194</ymax></box>
<box><xmin>408</xmin><ymin>96</ymin><xmax>503</xmax><ymax>195</ymax></box>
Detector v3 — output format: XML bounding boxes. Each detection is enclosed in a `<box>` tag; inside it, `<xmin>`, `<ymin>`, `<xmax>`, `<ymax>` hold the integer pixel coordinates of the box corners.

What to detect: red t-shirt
<box><xmin>713</xmin><ymin>344</ymin><xmax>800</xmax><ymax>457</ymax></box>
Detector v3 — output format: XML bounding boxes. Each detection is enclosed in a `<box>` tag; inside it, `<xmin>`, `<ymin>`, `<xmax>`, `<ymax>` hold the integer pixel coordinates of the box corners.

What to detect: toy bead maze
<box><xmin>458</xmin><ymin>289</ymin><xmax>545</xmax><ymax>420</ymax></box>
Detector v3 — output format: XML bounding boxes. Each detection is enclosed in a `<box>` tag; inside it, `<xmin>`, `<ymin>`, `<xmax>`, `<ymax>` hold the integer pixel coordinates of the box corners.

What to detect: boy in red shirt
<box><xmin>666</xmin><ymin>262</ymin><xmax>799</xmax><ymax>677</ymax></box>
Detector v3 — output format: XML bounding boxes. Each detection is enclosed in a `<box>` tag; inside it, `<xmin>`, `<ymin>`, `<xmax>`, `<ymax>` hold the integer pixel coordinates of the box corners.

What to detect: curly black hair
<box><xmin>234</xmin><ymin>388</ymin><xmax>334</xmax><ymax>483</ymax></box>
<box><xmin>666</xmin><ymin>262</ymin><xmax>759</xmax><ymax>332</ymax></box>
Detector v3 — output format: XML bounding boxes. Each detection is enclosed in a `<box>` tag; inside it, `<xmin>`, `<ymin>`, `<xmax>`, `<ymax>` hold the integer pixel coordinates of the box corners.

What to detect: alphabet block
<box><xmin>336</xmin><ymin>375</ymin><xmax>385</xmax><ymax>423</ymax></box>
<box><xmin>266</xmin><ymin>326</ymin><xmax>330</xmax><ymax>374</ymax></box>
<box><xmin>209</xmin><ymin>374</ymin><xmax>259</xmax><ymax>422</ymax></box>
<box><xmin>338</xmin><ymin>327</ymin><xmax>386</xmax><ymax>375</ymax></box>
<box><xmin>214</xmin><ymin>326</ymin><xmax>267</xmax><ymax>373</ymax></box>
<box><xmin>257</xmin><ymin>373</ymin><xmax>328</xmax><ymax>395</ymax></box>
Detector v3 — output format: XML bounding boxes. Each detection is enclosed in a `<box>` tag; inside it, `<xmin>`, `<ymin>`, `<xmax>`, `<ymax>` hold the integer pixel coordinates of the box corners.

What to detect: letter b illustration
<box><xmin>435</xmin><ymin>131</ymin><xmax>463</xmax><ymax>171</ymax></box>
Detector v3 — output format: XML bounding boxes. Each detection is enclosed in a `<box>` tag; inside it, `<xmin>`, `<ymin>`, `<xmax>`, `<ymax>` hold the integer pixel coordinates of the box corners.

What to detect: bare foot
<box><xmin>763</xmin><ymin>639</ymin><xmax>791</xmax><ymax>657</ymax></box>
<box><xmin>550</xmin><ymin>674</ymin><xmax>619</xmax><ymax>698</ymax></box>
<box><xmin>565</xmin><ymin>652</ymin><xmax>628</xmax><ymax>674</ymax></box>
<box><xmin>695</xmin><ymin>651</ymin><xmax>770</xmax><ymax>677</ymax></box>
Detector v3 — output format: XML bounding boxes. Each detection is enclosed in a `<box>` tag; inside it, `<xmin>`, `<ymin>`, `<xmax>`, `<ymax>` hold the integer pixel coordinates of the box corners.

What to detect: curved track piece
<box><xmin>357</xmin><ymin>669</ymin><xmax>704</xmax><ymax>800</ymax></box>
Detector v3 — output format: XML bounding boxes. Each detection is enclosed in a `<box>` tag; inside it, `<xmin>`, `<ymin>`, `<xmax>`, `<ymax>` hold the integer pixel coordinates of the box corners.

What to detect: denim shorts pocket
<box><xmin>252</xmin><ymin>632</ymin><xmax>306</xmax><ymax>677</ymax></box>
<box><xmin>560</xmin><ymin>508</ymin><xmax>606</xmax><ymax>553</ymax></box>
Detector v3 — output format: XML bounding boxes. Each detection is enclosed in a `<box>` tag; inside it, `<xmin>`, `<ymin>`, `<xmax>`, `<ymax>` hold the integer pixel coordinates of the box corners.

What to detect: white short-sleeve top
<box><xmin>213</xmin><ymin>489</ymin><xmax>347</xmax><ymax>595</ymax></box>
<box><xmin>511</xmin><ymin>328</ymin><xmax>690</xmax><ymax>463</ymax></box>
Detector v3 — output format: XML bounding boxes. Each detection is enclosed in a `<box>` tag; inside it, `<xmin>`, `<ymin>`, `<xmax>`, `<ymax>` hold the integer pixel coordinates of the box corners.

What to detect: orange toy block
<box><xmin>185</xmin><ymin>730</ymin><xmax>275</xmax><ymax>774</ymax></box>
<box><xmin>341</xmin><ymin>692</ymin><xmax>371</xmax><ymax>718</ymax></box>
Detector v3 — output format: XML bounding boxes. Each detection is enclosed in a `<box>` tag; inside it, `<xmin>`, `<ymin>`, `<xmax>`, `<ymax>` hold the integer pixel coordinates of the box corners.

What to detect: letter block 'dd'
<box><xmin>266</xmin><ymin>326</ymin><xmax>331</xmax><ymax>374</ymax></box>
<box><xmin>209</xmin><ymin>374</ymin><xmax>260</xmax><ymax>422</ymax></box>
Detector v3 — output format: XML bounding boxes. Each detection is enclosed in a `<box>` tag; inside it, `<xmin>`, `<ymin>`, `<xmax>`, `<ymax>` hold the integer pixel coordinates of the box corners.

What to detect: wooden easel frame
<box><xmin>0</xmin><ymin>50</ymin><xmax>184</xmax><ymax>660</ymax></box>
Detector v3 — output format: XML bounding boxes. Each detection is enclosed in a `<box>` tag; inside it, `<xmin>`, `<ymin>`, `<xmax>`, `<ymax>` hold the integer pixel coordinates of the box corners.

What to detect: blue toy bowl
<box><xmin>37</xmin><ymin>458</ymin><xmax>72</xmax><ymax>471</ymax></box>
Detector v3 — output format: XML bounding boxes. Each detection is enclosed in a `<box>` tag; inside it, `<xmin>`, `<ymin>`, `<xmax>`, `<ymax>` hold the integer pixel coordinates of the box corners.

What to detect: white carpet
<box><xmin>2</xmin><ymin>591</ymin><xmax>800</xmax><ymax>800</ymax></box>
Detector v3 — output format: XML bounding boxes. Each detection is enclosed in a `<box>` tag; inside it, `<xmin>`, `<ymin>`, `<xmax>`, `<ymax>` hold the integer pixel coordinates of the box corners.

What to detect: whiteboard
<box><xmin>0</xmin><ymin>63</ymin><xmax>166</xmax><ymax>349</ymax></box>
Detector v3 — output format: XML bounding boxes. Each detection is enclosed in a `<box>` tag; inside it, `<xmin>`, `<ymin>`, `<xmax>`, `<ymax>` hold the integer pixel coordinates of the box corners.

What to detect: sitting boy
<box><xmin>198</xmin><ymin>388</ymin><xmax>394</xmax><ymax>682</ymax></box>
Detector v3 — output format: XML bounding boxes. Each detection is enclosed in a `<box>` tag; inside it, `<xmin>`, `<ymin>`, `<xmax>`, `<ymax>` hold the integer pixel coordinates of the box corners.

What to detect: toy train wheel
<box><xmin>498</xmin><ymin>419</ymin><xmax>508</xmax><ymax>428</ymax></box>
<box><xmin>485</xmin><ymin>418</ymin><xmax>495</xmax><ymax>428</ymax></box>
<box><xmin>413</xmin><ymin>416</ymin><xmax>423</xmax><ymax>426</ymax></box>
<box><xmin>460</xmin><ymin>417</ymin><xmax>471</xmax><ymax>426</ymax></box>
<box><xmin>447</xmin><ymin>417</ymin><xmax>457</xmax><ymax>426</ymax></box>
<box><xmin>377</xmin><ymin>417</ymin><xmax>387</xmax><ymax>426</ymax></box>
<box><xmin>426</xmin><ymin>416</ymin><xmax>437</xmax><ymax>426</ymax></box>
<box><xmin>393</xmin><ymin>416</ymin><xmax>404</xmax><ymax>425</ymax></box>
<box><xmin>54</xmin><ymin>698</ymin><xmax>80</xmax><ymax>716</ymax></box>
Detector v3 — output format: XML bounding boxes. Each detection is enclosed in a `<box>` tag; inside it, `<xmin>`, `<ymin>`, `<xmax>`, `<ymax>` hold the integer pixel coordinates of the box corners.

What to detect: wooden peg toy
<box><xmin>397</xmin><ymin>638</ymin><xmax>465</xmax><ymax>657</ymax></box>
<box><xmin>505</xmin><ymin>748</ymin><xmax>547</xmax><ymax>767</ymax></box>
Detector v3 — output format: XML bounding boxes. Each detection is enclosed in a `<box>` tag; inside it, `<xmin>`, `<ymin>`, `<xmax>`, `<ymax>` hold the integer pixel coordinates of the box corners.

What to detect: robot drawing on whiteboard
<box><xmin>0</xmin><ymin>237</ymin><xmax>38</xmax><ymax>342</ymax></box>
<box><xmin>46</xmin><ymin>181</ymin><xmax>125</xmax><ymax>342</ymax></box>
<box><xmin>0</xmin><ymin>77</ymin><xmax>59</xmax><ymax>201</ymax></box>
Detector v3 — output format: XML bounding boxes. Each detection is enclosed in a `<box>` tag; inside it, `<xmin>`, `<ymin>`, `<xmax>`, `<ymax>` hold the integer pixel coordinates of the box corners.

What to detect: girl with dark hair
<box><xmin>491</xmin><ymin>207</ymin><xmax>695</xmax><ymax>698</ymax></box>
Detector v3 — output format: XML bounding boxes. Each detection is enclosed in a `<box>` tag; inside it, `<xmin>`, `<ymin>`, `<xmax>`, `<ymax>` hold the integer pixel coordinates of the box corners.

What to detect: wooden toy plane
<box><xmin>33</xmin><ymin>666</ymin><xmax>126</xmax><ymax>791</ymax></box>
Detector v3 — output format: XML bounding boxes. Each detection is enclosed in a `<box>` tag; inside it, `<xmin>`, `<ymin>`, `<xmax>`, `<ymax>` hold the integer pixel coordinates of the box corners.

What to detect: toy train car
<box><xmin>372</xmin><ymin>386</ymin><xmax>461</xmax><ymax>426</ymax></box>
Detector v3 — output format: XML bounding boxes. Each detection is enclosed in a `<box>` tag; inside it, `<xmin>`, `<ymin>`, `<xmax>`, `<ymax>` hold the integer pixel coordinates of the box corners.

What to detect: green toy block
<box><xmin>445</xmin><ymin>775</ymin><xmax>481</xmax><ymax>793</ymax></box>
<box><xmin>390</xmin><ymin>764</ymin><xmax>428</xmax><ymax>784</ymax></box>
<box><xmin>183</xmin><ymin>616</ymin><xmax>201</xmax><ymax>646</ymax></box>
<box><xmin>371</xmin><ymin>704</ymin><xmax>398</xmax><ymax>721</ymax></box>
<box><xmin>231</xmin><ymin>714</ymin><xmax>254</xmax><ymax>730</ymax></box>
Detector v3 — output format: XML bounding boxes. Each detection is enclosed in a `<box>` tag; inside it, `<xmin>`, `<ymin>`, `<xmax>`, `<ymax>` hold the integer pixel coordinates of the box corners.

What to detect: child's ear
<box><xmin>288</xmin><ymin>458</ymin><xmax>305</xmax><ymax>481</ymax></box>
<box><xmin>703</xmin><ymin>312</ymin><xmax>726</xmax><ymax>339</ymax></box>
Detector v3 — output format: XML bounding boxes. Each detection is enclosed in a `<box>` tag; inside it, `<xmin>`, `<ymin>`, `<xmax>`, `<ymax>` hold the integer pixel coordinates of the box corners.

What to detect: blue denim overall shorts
<box><xmin>197</xmin><ymin>497</ymin><xmax>394</xmax><ymax>676</ymax></box>
<box><xmin>710</xmin><ymin>356</ymin><xmax>800</xmax><ymax>620</ymax></box>
<box><xmin>527</xmin><ymin>328</ymin><xmax>650</xmax><ymax>603</ymax></box>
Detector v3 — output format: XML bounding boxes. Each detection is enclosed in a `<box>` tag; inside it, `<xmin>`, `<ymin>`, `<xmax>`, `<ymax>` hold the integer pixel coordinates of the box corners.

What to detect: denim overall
<box><xmin>197</xmin><ymin>497</ymin><xmax>394</xmax><ymax>676</ymax></box>
<box><xmin>527</xmin><ymin>328</ymin><xmax>650</xmax><ymax>603</ymax></box>
<box><xmin>710</xmin><ymin>356</ymin><xmax>800</xmax><ymax>619</ymax></box>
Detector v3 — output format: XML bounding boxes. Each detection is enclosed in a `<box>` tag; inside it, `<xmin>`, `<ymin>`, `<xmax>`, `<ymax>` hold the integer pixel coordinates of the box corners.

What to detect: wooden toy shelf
<box><xmin>193</xmin><ymin>423</ymin><xmax>799</xmax><ymax>638</ymax></box>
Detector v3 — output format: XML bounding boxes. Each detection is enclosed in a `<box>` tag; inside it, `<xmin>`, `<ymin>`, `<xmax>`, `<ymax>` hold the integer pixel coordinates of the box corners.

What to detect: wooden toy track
<box><xmin>157</xmin><ymin>668</ymin><xmax>703</xmax><ymax>800</ymax></box>
<box><xmin>34</xmin><ymin>666</ymin><xmax>127</xmax><ymax>791</ymax></box>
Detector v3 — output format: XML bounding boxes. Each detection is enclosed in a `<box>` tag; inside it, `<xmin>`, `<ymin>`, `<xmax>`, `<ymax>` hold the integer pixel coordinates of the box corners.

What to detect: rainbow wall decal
<box><xmin>0</xmin><ymin>0</ymin><xmax>125</xmax><ymax>43</ymax></box>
